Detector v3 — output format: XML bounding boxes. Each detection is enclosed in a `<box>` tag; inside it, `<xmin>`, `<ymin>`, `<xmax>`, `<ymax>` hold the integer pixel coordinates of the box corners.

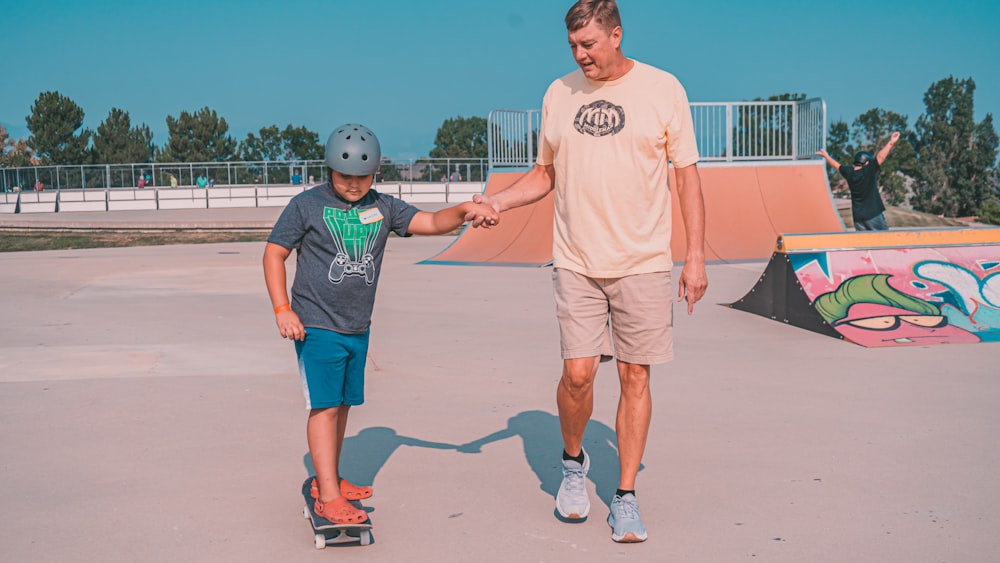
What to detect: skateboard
<box><xmin>301</xmin><ymin>477</ymin><xmax>373</xmax><ymax>549</ymax></box>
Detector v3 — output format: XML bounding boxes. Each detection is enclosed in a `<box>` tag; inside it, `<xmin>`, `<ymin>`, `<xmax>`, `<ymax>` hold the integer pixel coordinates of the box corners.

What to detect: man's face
<box><xmin>330</xmin><ymin>169</ymin><xmax>374</xmax><ymax>202</ymax></box>
<box><xmin>568</xmin><ymin>19</ymin><xmax>623</xmax><ymax>81</ymax></box>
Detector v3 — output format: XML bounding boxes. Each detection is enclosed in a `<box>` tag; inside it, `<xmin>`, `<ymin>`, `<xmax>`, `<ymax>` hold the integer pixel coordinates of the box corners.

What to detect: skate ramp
<box><xmin>730</xmin><ymin>229</ymin><xmax>1000</xmax><ymax>347</ymax></box>
<box><xmin>422</xmin><ymin>161</ymin><xmax>844</xmax><ymax>266</ymax></box>
<box><xmin>419</xmin><ymin>170</ymin><xmax>554</xmax><ymax>266</ymax></box>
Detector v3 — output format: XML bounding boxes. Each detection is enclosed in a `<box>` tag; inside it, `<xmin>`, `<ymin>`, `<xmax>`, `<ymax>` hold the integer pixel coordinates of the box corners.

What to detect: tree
<box><xmin>25</xmin><ymin>90</ymin><xmax>91</xmax><ymax>165</ymax></box>
<box><xmin>911</xmin><ymin>76</ymin><xmax>998</xmax><ymax>217</ymax></box>
<box><xmin>281</xmin><ymin>125</ymin><xmax>323</xmax><ymax>161</ymax></box>
<box><xmin>1</xmin><ymin>125</ymin><xmax>35</xmax><ymax>168</ymax></box>
<box><xmin>430</xmin><ymin>116</ymin><xmax>488</xmax><ymax>159</ymax></box>
<box><xmin>239</xmin><ymin>125</ymin><xmax>284</xmax><ymax>162</ymax></box>
<box><xmin>238</xmin><ymin>124</ymin><xmax>322</xmax><ymax>162</ymax></box>
<box><xmin>378</xmin><ymin>157</ymin><xmax>403</xmax><ymax>181</ymax></box>
<box><xmin>824</xmin><ymin>109</ymin><xmax>917</xmax><ymax>206</ymax></box>
<box><xmin>92</xmin><ymin>108</ymin><xmax>154</xmax><ymax>164</ymax></box>
<box><xmin>160</xmin><ymin>107</ymin><xmax>237</xmax><ymax>162</ymax></box>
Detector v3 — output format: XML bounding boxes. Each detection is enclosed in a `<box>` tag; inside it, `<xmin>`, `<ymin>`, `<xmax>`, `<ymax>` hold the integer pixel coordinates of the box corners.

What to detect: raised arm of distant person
<box><xmin>876</xmin><ymin>131</ymin><xmax>901</xmax><ymax>165</ymax></box>
<box><xmin>815</xmin><ymin>148</ymin><xmax>842</xmax><ymax>170</ymax></box>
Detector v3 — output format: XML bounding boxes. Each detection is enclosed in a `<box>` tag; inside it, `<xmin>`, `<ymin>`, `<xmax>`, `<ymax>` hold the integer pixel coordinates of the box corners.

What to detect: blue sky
<box><xmin>2</xmin><ymin>0</ymin><xmax>997</xmax><ymax>160</ymax></box>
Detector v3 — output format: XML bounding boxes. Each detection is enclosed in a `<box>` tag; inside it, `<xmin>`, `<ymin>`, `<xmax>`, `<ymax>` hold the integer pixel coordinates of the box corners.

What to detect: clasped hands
<box><xmin>463</xmin><ymin>194</ymin><xmax>501</xmax><ymax>229</ymax></box>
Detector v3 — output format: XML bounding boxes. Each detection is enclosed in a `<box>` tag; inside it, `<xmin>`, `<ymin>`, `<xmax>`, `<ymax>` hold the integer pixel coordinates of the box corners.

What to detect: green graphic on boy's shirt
<box><xmin>323</xmin><ymin>207</ymin><xmax>381</xmax><ymax>284</ymax></box>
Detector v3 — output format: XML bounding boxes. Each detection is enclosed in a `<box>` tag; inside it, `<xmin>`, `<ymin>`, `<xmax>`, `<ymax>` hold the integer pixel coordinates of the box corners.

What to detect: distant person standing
<box><xmin>168</xmin><ymin>173</ymin><xmax>179</xmax><ymax>189</ymax></box>
<box><xmin>291</xmin><ymin>169</ymin><xmax>303</xmax><ymax>185</ymax></box>
<box><xmin>816</xmin><ymin>131</ymin><xmax>900</xmax><ymax>231</ymax></box>
<box><xmin>196</xmin><ymin>174</ymin><xmax>209</xmax><ymax>189</ymax></box>
<box><xmin>449</xmin><ymin>168</ymin><xmax>462</xmax><ymax>182</ymax></box>
<box><xmin>138</xmin><ymin>175</ymin><xmax>146</xmax><ymax>189</ymax></box>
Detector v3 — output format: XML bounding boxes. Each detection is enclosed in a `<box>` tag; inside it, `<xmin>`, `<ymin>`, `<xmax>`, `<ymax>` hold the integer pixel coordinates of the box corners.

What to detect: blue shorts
<box><xmin>294</xmin><ymin>327</ymin><xmax>369</xmax><ymax>409</ymax></box>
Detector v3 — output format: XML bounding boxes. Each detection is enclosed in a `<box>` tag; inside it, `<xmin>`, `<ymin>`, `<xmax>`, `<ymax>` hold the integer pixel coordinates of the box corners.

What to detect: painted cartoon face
<box><xmin>833</xmin><ymin>303</ymin><xmax>980</xmax><ymax>346</ymax></box>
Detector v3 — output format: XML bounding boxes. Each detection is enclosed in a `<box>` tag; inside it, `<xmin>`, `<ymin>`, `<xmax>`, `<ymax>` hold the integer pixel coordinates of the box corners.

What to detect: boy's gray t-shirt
<box><xmin>267</xmin><ymin>184</ymin><xmax>420</xmax><ymax>334</ymax></box>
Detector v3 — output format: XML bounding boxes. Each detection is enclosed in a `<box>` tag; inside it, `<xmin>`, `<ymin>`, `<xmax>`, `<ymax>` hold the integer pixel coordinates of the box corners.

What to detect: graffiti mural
<box><xmin>790</xmin><ymin>246</ymin><xmax>1000</xmax><ymax>346</ymax></box>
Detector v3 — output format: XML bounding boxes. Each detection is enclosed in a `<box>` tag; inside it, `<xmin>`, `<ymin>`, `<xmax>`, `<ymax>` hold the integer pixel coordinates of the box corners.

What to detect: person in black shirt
<box><xmin>817</xmin><ymin>131</ymin><xmax>900</xmax><ymax>230</ymax></box>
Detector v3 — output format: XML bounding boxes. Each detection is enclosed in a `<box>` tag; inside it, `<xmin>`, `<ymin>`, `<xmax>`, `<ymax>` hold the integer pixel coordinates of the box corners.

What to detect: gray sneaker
<box><xmin>555</xmin><ymin>449</ymin><xmax>590</xmax><ymax>520</ymax></box>
<box><xmin>608</xmin><ymin>493</ymin><xmax>648</xmax><ymax>543</ymax></box>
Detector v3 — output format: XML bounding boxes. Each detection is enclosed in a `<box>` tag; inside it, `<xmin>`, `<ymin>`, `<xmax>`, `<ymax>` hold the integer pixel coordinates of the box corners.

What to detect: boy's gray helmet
<box><xmin>325</xmin><ymin>124</ymin><xmax>381</xmax><ymax>176</ymax></box>
<box><xmin>853</xmin><ymin>151</ymin><xmax>874</xmax><ymax>166</ymax></box>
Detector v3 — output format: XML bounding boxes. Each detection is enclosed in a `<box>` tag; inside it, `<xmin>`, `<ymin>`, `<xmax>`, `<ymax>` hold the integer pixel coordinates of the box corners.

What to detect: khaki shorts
<box><xmin>552</xmin><ymin>268</ymin><xmax>674</xmax><ymax>365</ymax></box>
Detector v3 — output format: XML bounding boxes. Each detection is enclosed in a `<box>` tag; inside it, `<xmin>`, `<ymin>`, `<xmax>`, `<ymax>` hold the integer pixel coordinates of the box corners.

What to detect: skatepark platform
<box><xmin>1</xmin><ymin>206</ymin><xmax>998</xmax><ymax>561</ymax></box>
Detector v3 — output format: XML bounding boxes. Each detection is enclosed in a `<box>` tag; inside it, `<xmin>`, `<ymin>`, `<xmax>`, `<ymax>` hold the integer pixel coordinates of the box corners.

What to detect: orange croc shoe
<box><xmin>314</xmin><ymin>497</ymin><xmax>367</xmax><ymax>525</ymax></box>
<box><xmin>311</xmin><ymin>478</ymin><xmax>373</xmax><ymax>501</ymax></box>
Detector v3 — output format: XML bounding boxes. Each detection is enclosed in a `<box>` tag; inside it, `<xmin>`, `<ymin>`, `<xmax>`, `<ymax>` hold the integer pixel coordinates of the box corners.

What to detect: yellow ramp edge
<box><xmin>776</xmin><ymin>228</ymin><xmax>1000</xmax><ymax>253</ymax></box>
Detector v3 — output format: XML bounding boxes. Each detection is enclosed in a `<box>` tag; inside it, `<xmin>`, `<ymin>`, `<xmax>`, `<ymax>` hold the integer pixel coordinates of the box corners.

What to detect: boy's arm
<box><xmin>876</xmin><ymin>131</ymin><xmax>901</xmax><ymax>164</ymax></box>
<box><xmin>815</xmin><ymin>149</ymin><xmax>842</xmax><ymax>170</ymax></box>
<box><xmin>263</xmin><ymin>242</ymin><xmax>305</xmax><ymax>341</ymax></box>
<box><xmin>406</xmin><ymin>201</ymin><xmax>499</xmax><ymax>236</ymax></box>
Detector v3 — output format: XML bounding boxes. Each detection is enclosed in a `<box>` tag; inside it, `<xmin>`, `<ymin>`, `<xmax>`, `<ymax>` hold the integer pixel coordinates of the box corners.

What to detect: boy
<box><xmin>263</xmin><ymin>123</ymin><xmax>497</xmax><ymax>524</ymax></box>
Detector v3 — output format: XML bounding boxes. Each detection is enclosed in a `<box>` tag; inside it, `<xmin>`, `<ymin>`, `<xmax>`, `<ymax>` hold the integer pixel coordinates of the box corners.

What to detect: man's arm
<box><xmin>876</xmin><ymin>131</ymin><xmax>901</xmax><ymax>165</ymax></box>
<box><xmin>675</xmin><ymin>164</ymin><xmax>708</xmax><ymax>314</ymax></box>
<box><xmin>469</xmin><ymin>164</ymin><xmax>556</xmax><ymax>227</ymax></box>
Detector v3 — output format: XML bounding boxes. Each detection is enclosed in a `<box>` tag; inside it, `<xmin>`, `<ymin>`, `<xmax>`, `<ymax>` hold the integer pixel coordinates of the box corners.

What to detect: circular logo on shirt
<box><xmin>573</xmin><ymin>100</ymin><xmax>625</xmax><ymax>137</ymax></box>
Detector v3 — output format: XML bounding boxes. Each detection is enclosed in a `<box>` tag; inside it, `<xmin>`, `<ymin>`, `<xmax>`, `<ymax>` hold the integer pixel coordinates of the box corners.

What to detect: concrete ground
<box><xmin>1</xmin><ymin>208</ymin><xmax>998</xmax><ymax>562</ymax></box>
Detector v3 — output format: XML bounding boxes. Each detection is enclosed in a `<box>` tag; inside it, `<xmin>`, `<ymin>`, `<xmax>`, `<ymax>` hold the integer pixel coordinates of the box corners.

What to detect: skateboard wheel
<box><xmin>360</xmin><ymin>530</ymin><xmax>371</xmax><ymax>546</ymax></box>
<box><xmin>314</xmin><ymin>533</ymin><xmax>326</xmax><ymax>549</ymax></box>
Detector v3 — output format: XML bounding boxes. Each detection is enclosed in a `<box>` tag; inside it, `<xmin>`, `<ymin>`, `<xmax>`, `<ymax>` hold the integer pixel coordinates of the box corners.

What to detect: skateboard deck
<box><xmin>301</xmin><ymin>477</ymin><xmax>373</xmax><ymax>548</ymax></box>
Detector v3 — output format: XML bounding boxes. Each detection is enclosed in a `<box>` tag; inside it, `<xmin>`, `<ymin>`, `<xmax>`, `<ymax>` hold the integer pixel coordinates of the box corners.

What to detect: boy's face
<box><xmin>330</xmin><ymin>169</ymin><xmax>374</xmax><ymax>202</ymax></box>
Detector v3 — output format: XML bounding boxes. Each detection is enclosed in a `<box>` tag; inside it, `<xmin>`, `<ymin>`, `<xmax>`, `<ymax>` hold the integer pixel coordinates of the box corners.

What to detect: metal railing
<box><xmin>488</xmin><ymin>99</ymin><xmax>827</xmax><ymax>168</ymax></box>
<box><xmin>0</xmin><ymin>158</ymin><xmax>490</xmax><ymax>194</ymax></box>
<box><xmin>488</xmin><ymin>109</ymin><xmax>542</xmax><ymax>168</ymax></box>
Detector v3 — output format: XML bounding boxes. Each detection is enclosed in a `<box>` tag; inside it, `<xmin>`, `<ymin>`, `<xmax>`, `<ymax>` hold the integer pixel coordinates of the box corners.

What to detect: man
<box><xmin>816</xmin><ymin>131</ymin><xmax>900</xmax><ymax>230</ymax></box>
<box><xmin>471</xmin><ymin>0</ymin><xmax>707</xmax><ymax>543</ymax></box>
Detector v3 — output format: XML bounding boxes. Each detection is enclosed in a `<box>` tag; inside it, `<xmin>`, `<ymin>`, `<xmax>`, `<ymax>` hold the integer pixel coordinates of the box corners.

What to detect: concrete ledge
<box><xmin>58</xmin><ymin>190</ymin><xmax>108</xmax><ymax>212</ymax></box>
<box><xmin>15</xmin><ymin>192</ymin><xmax>58</xmax><ymax>213</ymax></box>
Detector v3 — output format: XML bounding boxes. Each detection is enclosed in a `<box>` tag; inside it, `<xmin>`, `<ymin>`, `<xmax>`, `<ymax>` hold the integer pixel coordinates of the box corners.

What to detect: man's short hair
<box><xmin>565</xmin><ymin>0</ymin><xmax>621</xmax><ymax>32</ymax></box>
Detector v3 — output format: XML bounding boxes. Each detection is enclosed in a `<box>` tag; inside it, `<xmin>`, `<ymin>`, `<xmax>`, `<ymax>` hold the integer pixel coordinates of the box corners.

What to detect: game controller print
<box><xmin>323</xmin><ymin>207</ymin><xmax>381</xmax><ymax>285</ymax></box>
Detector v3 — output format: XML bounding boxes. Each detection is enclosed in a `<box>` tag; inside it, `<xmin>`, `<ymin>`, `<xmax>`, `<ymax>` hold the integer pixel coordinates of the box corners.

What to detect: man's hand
<box><xmin>468</xmin><ymin>194</ymin><xmax>502</xmax><ymax>228</ymax></box>
<box><xmin>677</xmin><ymin>259</ymin><xmax>708</xmax><ymax>314</ymax></box>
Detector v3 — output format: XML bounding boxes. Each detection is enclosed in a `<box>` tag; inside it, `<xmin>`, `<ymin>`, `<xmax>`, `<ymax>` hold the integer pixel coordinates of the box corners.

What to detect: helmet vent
<box><xmin>341</xmin><ymin>152</ymin><xmax>349</xmax><ymax>160</ymax></box>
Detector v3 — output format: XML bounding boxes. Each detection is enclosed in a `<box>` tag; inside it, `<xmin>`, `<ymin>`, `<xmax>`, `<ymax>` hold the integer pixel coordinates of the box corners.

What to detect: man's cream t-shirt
<box><xmin>536</xmin><ymin>59</ymin><xmax>699</xmax><ymax>278</ymax></box>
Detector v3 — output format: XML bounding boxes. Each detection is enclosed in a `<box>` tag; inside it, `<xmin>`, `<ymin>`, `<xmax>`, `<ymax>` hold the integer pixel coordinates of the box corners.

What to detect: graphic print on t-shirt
<box><xmin>573</xmin><ymin>99</ymin><xmax>625</xmax><ymax>137</ymax></box>
<box><xmin>323</xmin><ymin>207</ymin><xmax>381</xmax><ymax>285</ymax></box>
